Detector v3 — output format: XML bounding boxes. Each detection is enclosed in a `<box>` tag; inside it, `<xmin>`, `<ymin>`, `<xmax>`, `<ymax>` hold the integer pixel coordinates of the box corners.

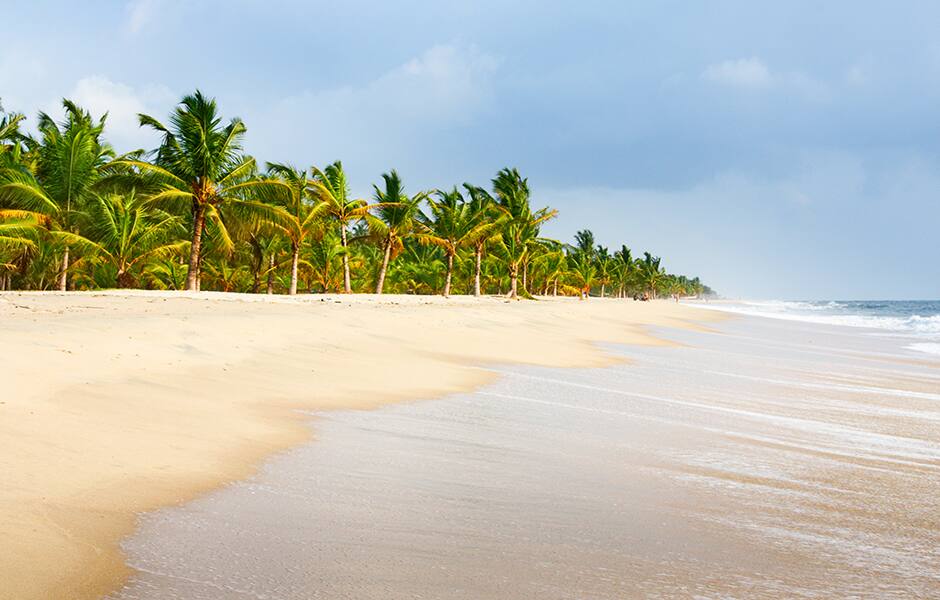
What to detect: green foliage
<box><xmin>0</xmin><ymin>95</ymin><xmax>712</xmax><ymax>298</ymax></box>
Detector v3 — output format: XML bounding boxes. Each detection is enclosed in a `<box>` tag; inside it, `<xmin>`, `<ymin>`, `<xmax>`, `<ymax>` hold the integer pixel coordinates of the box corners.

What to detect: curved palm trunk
<box><xmin>375</xmin><ymin>240</ymin><xmax>392</xmax><ymax>294</ymax></box>
<box><xmin>601</xmin><ymin>283</ymin><xmax>606</xmax><ymax>298</ymax></box>
<box><xmin>473</xmin><ymin>247</ymin><xmax>482</xmax><ymax>297</ymax></box>
<box><xmin>185</xmin><ymin>205</ymin><xmax>206</xmax><ymax>291</ymax></box>
<box><xmin>340</xmin><ymin>223</ymin><xmax>351</xmax><ymax>293</ymax></box>
<box><xmin>289</xmin><ymin>243</ymin><xmax>300</xmax><ymax>295</ymax></box>
<box><xmin>443</xmin><ymin>253</ymin><xmax>454</xmax><ymax>297</ymax></box>
<box><xmin>57</xmin><ymin>246</ymin><xmax>69</xmax><ymax>291</ymax></box>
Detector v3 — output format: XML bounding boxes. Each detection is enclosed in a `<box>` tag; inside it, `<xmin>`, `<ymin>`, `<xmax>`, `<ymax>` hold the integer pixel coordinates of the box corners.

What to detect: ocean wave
<box><xmin>697</xmin><ymin>300</ymin><xmax>940</xmax><ymax>337</ymax></box>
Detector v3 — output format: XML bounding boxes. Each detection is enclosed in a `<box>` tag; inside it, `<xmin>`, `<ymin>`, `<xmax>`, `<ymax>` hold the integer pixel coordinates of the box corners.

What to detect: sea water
<box><xmin>111</xmin><ymin>314</ymin><xmax>940</xmax><ymax>599</ymax></box>
<box><xmin>696</xmin><ymin>299</ymin><xmax>940</xmax><ymax>357</ymax></box>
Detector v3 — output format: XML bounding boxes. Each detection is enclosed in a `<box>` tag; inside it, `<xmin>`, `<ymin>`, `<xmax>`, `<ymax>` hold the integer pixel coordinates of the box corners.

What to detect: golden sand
<box><xmin>0</xmin><ymin>291</ymin><xmax>720</xmax><ymax>599</ymax></box>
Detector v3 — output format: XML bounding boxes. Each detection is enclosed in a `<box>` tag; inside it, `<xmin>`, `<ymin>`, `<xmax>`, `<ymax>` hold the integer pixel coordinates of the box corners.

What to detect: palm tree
<box><xmin>0</xmin><ymin>108</ymin><xmax>30</xmax><ymax>169</ymax></box>
<box><xmin>85</xmin><ymin>191</ymin><xmax>188</xmax><ymax>288</ymax></box>
<box><xmin>0</xmin><ymin>100</ymin><xmax>112</xmax><ymax>290</ymax></box>
<box><xmin>391</xmin><ymin>241</ymin><xmax>445</xmax><ymax>294</ymax></box>
<box><xmin>0</xmin><ymin>213</ymin><xmax>40</xmax><ymax>289</ymax></box>
<box><xmin>0</xmin><ymin>215</ymin><xmax>37</xmax><ymax>251</ymax></box>
<box><xmin>144</xmin><ymin>256</ymin><xmax>188</xmax><ymax>290</ymax></box>
<box><xmin>569</xmin><ymin>251</ymin><xmax>596</xmax><ymax>299</ymax></box>
<box><xmin>462</xmin><ymin>183</ymin><xmax>501</xmax><ymax>296</ymax></box>
<box><xmin>594</xmin><ymin>245</ymin><xmax>612</xmax><ymax>297</ymax></box>
<box><xmin>306</xmin><ymin>230</ymin><xmax>346</xmax><ymax>293</ymax></box>
<box><xmin>263</xmin><ymin>162</ymin><xmax>324</xmax><ymax>295</ymax></box>
<box><xmin>530</xmin><ymin>241</ymin><xmax>567</xmax><ymax>296</ymax></box>
<box><xmin>310</xmin><ymin>161</ymin><xmax>371</xmax><ymax>293</ymax></box>
<box><xmin>638</xmin><ymin>251</ymin><xmax>664</xmax><ymax>298</ymax></box>
<box><xmin>368</xmin><ymin>170</ymin><xmax>424</xmax><ymax>294</ymax></box>
<box><xmin>613</xmin><ymin>245</ymin><xmax>634</xmax><ymax>297</ymax></box>
<box><xmin>491</xmin><ymin>168</ymin><xmax>557</xmax><ymax>298</ymax></box>
<box><xmin>573</xmin><ymin>230</ymin><xmax>596</xmax><ymax>259</ymax></box>
<box><xmin>416</xmin><ymin>187</ymin><xmax>484</xmax><ymax>296</ymax></box>
<box><xmin>202</xmin><ymin>256</ymin><xmax>248</xmax><ymax>292</ymax></box>
<box><xmin>108</xmin><ymin>91</ymin><xmax>281</xmax><ymax>291</ymax></box>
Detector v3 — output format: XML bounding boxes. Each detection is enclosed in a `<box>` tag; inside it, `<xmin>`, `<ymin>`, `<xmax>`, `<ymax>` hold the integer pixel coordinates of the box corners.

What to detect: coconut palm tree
<box><xmin>368</xmin><ymin>170</ymin><xmax>424</xmax><ymax>294</ymax></box>
<box><xmin>461</xmin><ymin>183</ymin><xmax>501</xmax><ymax>296</ymax></box>
<box><xmin>638</xmin><ymin>251</ymin><xmax>664</xmax><ymax>298</ymax></box>
<box><xmin>306</xmin><ymin>230</ymin><xmax>346</xmax><ymax>293</ymax></box>
<box><xmin>107</xmin><ymin>91</ymin><xmax>282</xmax><ymax>291</ymax></box>
<box><xmin>85</xmin><ymin>191</ymin><xmax>188</xmax><ymax>288</ymax></box>
<box><xmin>391</xmin><ymin>241</ymin><xmax>445</xmax><ymax>294</ymax></box>
<box><xmin>594</xmin><ymin>245</ymin><xmax>613</xmax><ymax>297</ymax></box>
<box><xmin>491</xmin><ymin>168</ymin><xmax>557</xmax><ymax>298</ymax></box>
<box><xmin>573</xmin><ymin>229</ymin><xmax>596</xmax><ymax>259</ymax></box>
<box><xmin>569</xmin><ymin>251</ymin><xmax>596</xmax><ymax>299</ymax></box>
<box><xmin>310</xmin><ymin>161</ymin><xmax>372</xmax><ymax>293</ymax></box>
<box><xmin>262</xmin><ymin>162</ymin><xmax>325</xmax><ymax>295</ymax></box>
<box><xmin>0</xmin><ymin>100</ymin><xmax>112</xmax><ymax>290</ymax></box>
<box><xmin>0</xmin><ymin>108</ymin><xmax>30</xmax><ymax>169</ymax></box>
<box><xmin>0</xmin><ymin>212</ymin><xmax>40</xmax><ymax>289</ymax></box>
<box><xmin>416</xmin><ymin>187</ymin><xmax>485</xmax><ymax>296</ymax></box>
<box><xmin>0</xmin><ymin>216</ymin><xmax>37</xmax><ymax>251</ymax></box>
<box><xmin>613</xmin><ymin>245</ymin><xmax>634</xmax><ymax>297</ymax></box>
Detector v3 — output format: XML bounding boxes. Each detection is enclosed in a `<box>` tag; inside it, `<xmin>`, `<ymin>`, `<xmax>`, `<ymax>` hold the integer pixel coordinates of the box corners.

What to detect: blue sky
<box><xmin>3</xmin><ymin>1</ymin><xmax>939</xmax><ymax>299</ymax></box>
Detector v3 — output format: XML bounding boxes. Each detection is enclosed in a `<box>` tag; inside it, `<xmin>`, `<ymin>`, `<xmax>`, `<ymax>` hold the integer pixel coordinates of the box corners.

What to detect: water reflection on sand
<box><xmin>113</xmin><ymin>317</ymin><xmax>940</xmax><ymax>599</ymax></box>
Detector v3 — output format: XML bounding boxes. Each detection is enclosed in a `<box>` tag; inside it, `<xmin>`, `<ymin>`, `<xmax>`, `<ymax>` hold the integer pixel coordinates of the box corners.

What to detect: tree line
<box><xmin>0</xmin><ymin>92</ymin><xmax>713</xmax><ymax>299</ymax></box>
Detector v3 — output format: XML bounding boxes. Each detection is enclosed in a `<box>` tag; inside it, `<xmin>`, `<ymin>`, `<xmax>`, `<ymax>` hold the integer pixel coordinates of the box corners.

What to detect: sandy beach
<box><xmin>105</xmin><ymin>310</ymin><xmax>940</xmax><ymax>599</ymax></box>
<box><xmin>0</xmin><ymin>292</ymin><xmax>718</xmax><ymax>600</ymax></box>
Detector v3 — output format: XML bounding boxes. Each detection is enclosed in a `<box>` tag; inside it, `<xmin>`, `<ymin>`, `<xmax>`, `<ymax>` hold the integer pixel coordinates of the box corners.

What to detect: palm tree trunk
<box><xmin>185</xmin><ymin>205</ymin><xmax>206</xmax><ymax>291</ymax></box>
<box><xmin>509</xmin><ymin>264</ymin><xmax>518</xmax><ymax>299</ymax></box>
<box><xmin>289</xmin><ymin>243</ymin><xmax>299</xmax><ymax>295</ymax></box>
<box><xmin>473</xmin><ymin>247</ymin><xmax>482</xmax><ymax>297</ymax></box>
<box><xmin>553</xmin><ymin>278</ymin><xmax>558</xmax><ymax>296</ymax></box>
<box><xmin>340</xmin><ymin>224</ymin><xmax>351</xmax><ymax>293</ymax></box>
<box><xmin>57</xmin><ymin>246</ymin><xmax>69</xmax><ymax>291</ymax></box>
<box><xmin>601</xmin><ymin>283</ymin><xmax>606</xmax><ymax>298</ymax></box>
<box><xmin>443</xmin><ymin>253</ymin><xmax>454</xmax><ymax>297</ymax></box>
<box><xmin>522</xmin><ymin>261</ymin><xmax>528</xmax><ymax>294</ymax></box>
<box><xmin>116</xmin><ymin>267</ymin><xmax>132</xmax><ymax>289</ymax></box>
<box><xmin>266</xmin><ymin>254</ymin><xmax>275</xmax><ymax>294</ymax></box>
<box><xmin>375</xmin><ymin>241</ymin><xmax>392</xmax><ymax>294</ymax></box>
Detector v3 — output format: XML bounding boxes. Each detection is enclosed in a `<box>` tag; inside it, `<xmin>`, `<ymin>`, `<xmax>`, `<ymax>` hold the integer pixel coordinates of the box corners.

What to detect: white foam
<box><xmin>907</xmin><ymin>342</ymin><xmax>940</xmax><ymax>356</ymax></box>
<box><xmin>696</xmin><ymin>301</ymin><xmax>940</xmax><ymax>338</ymax></box>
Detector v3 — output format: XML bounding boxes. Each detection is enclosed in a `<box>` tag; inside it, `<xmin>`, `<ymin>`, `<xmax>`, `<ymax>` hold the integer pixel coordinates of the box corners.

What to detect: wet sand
<box><xmin>111</xmin><ymin>315</ymin><xmax>940</xmax><ymax>599</ymax></box>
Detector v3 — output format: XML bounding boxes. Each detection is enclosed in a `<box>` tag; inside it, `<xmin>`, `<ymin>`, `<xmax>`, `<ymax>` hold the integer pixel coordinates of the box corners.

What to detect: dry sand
<box><xmin>0</xmin><ymin>291</ymin><xmax>720</xmax><ymax>600</ymax></box>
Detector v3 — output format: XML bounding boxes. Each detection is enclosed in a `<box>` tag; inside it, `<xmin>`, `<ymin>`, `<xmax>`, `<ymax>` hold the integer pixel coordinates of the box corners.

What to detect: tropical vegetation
<box><xmin>0</xmin><ymin>93</ymin><xmax>714</xmax><ymax>299</ymax></box>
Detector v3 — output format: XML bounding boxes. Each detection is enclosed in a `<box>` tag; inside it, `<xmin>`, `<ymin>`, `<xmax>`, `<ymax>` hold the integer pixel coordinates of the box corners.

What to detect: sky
<box><xmin>2</xmin><ymin>0</ymin><xmax>938</xmax><ymax>299</ymax></box>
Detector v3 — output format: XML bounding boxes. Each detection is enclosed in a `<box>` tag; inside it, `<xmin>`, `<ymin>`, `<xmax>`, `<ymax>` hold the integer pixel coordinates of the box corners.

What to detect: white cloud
<box><xmin>702</xmin><ymin>57</ymin><xmax>772</xmax><ymax>88</ymax></box>
<box><xmin>67</xmin><ymin>76</ymin><xmax>175</xmax><ymax>150</ymax></box>
<box><xmin>249</xmin><ymin>43</ymin><xmax>500</xmax><ymax>183</ymax></box>
<box><xmin>701</xmin><ymin>57</ymin><xmax>830</xmax><ymax>101</ymax></box>
<box><xmin>124</xmin><ymin>0</ymin><xmax>160</xmax><ymax>35</ymax></box>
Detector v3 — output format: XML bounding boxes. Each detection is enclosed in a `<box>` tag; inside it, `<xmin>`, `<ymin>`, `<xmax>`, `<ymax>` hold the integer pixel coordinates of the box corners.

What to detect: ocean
<box><xmin>111</xmin><ymin>310</ymin><xmax>940</xmax><ymax>599</ymax></box>
<box><xmin>695</xmin><ymin>299</ymin><xmax>940</xmax><ymax>357</ymax></box>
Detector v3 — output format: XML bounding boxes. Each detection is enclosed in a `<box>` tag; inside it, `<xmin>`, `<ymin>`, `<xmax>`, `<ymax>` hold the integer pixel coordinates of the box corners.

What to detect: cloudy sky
<box><xmin>3</xmin><ymin>1</ymin><xmax>938</xmax><ymax>299</ymax></box>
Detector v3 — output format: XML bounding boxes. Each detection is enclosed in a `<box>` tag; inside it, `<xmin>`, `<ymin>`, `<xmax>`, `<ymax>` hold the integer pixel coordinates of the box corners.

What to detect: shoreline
<box><xmin>0</xmin><ymin>291</ymin><xmax>725</xmax><ymax>599</ymax></box>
